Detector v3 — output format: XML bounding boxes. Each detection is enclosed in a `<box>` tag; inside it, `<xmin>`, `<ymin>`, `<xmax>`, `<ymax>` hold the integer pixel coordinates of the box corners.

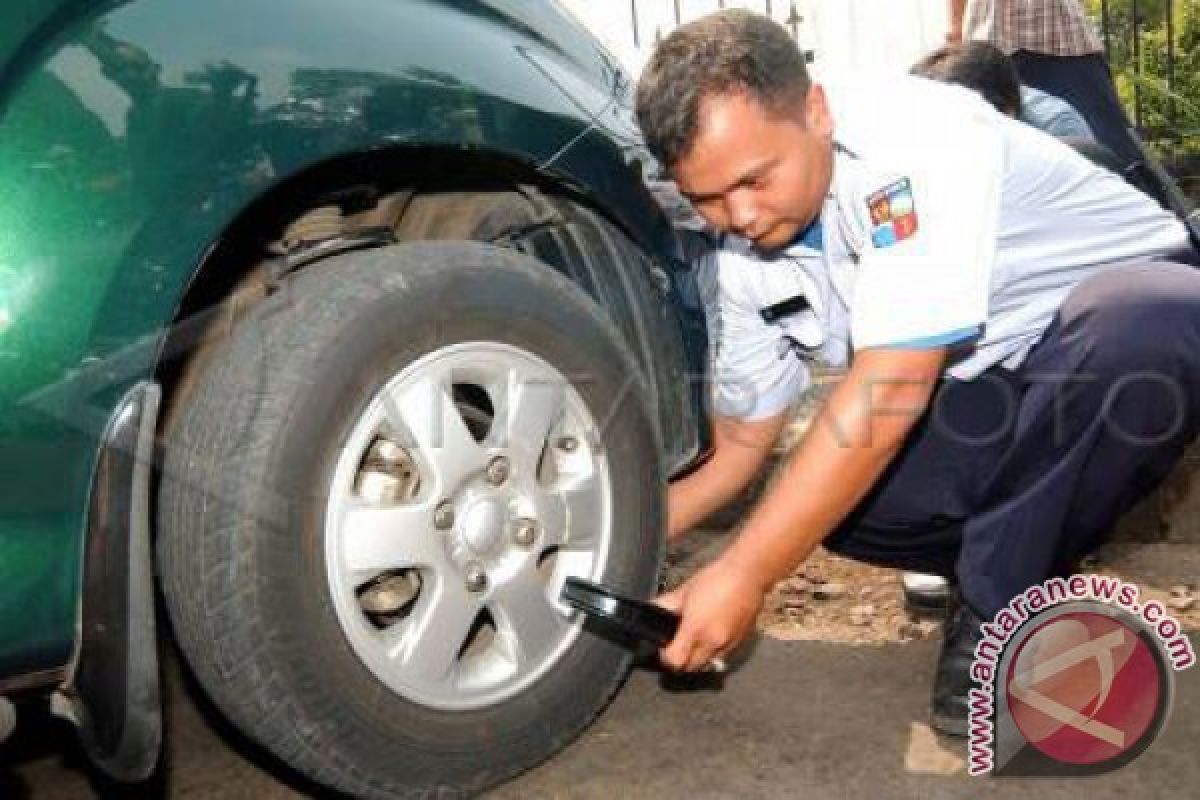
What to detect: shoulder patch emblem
<box><xmin>866</xmin><ymin>177</ymin><xmax>918</xmax><ymax>248</ymax></box>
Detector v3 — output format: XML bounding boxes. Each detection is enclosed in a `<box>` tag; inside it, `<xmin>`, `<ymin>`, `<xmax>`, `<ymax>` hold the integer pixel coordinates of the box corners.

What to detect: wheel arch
<box><xmin>153</xmin><ymin>145</ymin><xmax>705</xmax><ymax>475</ymax></box>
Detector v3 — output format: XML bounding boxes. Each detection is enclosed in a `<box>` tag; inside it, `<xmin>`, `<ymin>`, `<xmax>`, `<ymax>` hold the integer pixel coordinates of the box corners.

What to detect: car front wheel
<box><xmin>157</xmin><ymin>241</ymin><xmax>664</xmax><ymax>798</ymax></box>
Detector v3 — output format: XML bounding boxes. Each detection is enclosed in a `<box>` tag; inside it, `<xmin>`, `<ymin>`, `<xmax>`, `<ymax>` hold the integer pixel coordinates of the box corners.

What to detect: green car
<box><xmin>0</xmin><ymin>1</ymin><xmax>710</xmax><ymax>795</ymax></box>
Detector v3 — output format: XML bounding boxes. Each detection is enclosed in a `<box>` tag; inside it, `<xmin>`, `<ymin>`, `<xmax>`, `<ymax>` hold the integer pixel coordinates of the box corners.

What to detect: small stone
<box><xmin>899</xmin><ymin>619</ymin><xmax>940</xmax><ymax>640</ymax></box>
<box><xmin>803</xmin><ymin>564</ymin><xmax>827</xmax><ymax>584</ymax></box>
<box><xmin>916</xmin><ymin>619</ymin><xmax>939</xmax><ymax>636</ymax></box>
<box><xmin>781</xmin><ymin>577</ymin><xmax>811</xmax><ymax>595</ymax></box>
<box><xmin>781</xmin><ymin>595</ymin><xmax>807</xmax><ymax>611</ymax></box>
<box><xmin>849</xmin><ymin>613</ymin><xmax>871</xmax><ymax>627</ymax></box>
<box><xmin>849</xmin><ymin>604</ymin><xmax>876</xmax><ymax>616</ymax></box>
<box><xmin>812</xmin><ymin>582</ymin><xmax>847</xmax><ymax>600</ymax></box>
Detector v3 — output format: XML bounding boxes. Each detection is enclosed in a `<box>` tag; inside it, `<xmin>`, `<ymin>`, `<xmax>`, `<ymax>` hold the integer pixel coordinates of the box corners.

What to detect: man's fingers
<box><xmin>659</xmin><ymin>633</ymin><xmax>694</xmax><ymax>671</ymax></box>
<box><xmin>684</xmin><ymin>634</ymin><xmax>728</xmax><ymax>671</ymax></box>
<box><xmin>685</xmin><ymin>645</ymin><xmax>715</xmax><ymax>672</ymax></box>
<box><xmin>662</xmin><ymin>624</ymin><xmax>723</xmax><ymax>673</ymax></box>
<box><xmin>659</xmin><ymin>599</ymin><xmax>702</xmax><ymax>671</ymax></box>
<box><xmin>655</xmin><ymin>587</ymin><xmax>684</xmax><ymax>613</ymax></box>
<box><xmin>705</xmin><ymin>656</ymin><xmax>728</xmax><ymax>674</ymax></box>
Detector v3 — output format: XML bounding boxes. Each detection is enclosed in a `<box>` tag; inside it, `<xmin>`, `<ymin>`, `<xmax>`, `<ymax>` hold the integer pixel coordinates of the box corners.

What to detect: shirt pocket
<box><xmin>756</xmin><ymin>261</ymin><xmax>828</xmax><ymax>355</ymax></box>
<box><xmin>773</xmin><ymin>304</ymin><xmax>825</xmax><ymax>354</ymax></box>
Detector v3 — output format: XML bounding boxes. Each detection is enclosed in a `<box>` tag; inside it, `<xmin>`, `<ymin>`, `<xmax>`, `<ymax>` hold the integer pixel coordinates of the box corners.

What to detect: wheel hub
<box><xmin>459</xmin><ymin>494</ymin><xmax>508</xmax><ymax>557</ymax></box>
<box><xmin>444</xmin><ymin>480</ymin><xmax>534</xmax><ymax>578</ymax></box>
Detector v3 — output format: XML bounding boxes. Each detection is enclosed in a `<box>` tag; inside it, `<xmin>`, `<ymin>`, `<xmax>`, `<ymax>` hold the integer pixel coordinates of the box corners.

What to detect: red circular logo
<box><xmin>1005</xmin><ymin>611</ymin><xmax>1163</xmax><ymax>766</ymax></box>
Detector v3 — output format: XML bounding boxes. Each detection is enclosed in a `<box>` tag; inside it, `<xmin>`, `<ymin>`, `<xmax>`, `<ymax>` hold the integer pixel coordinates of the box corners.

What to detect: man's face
<box><xmin>673</xmin><ymin>86</ymin><xmax>834</xmax><ymax>252</ymax></box>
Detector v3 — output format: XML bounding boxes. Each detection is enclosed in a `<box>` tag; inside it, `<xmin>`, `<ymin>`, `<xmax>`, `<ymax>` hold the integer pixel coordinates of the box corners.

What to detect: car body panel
<box><xmin>0</xmin><ymin>0</ymin><xmax>704</xmax><ymax>678</ymax></box>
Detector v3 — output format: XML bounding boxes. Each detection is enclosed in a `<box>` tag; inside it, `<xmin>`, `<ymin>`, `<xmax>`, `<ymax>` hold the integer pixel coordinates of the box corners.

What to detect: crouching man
<box><xmin>639</xmin><ymin>10</ymin><xmax>1198</xmax><ymax>734</ymax></box>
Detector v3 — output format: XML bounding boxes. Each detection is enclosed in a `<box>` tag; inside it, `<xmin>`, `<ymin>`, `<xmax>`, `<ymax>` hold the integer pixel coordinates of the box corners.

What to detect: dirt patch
<box><xmin>664</xmin><ymin>534</ymin><xmax>1200</xmax><ymax>647</ymax></box>
<box><xmin>663</xmin><ymin>538</ymin><xmax>943</xmax><ymax>646</ymax></box>
<box><xmin>758</xmin><ymin>549</ymin><xmax>940</xmax><ymax>644</ymax></box>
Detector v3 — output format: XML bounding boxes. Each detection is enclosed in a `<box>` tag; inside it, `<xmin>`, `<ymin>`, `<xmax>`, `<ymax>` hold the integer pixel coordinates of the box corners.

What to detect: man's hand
<box><xmin>655</xmin><ymin>558</ymin><xmax>768</xmax><ymax>671</ymax></box>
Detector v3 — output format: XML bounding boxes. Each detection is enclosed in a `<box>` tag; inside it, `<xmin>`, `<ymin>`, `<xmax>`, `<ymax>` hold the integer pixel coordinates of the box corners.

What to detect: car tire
<box><xmin>157</xmin><ymin>241</ymin><xmax>664</xmax><ymax>798</ymax></box>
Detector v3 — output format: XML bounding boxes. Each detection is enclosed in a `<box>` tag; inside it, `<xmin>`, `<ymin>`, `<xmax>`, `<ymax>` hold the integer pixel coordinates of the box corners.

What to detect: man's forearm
<box><xmin>668</xmin><ymin>456</ymin><xmax>758</xmax><ymax>538</ymax></box>
<box><xmin>948</xmin><ymin>0</ymin><xmax>967</xmax><ymax>38</ymax></box>
<box><xmin>723</xmin><ymin>355</ymin><xmax>940</xmax><ymax>589</ymax></box>
<box><xmin>666</xmin><ymin>411</ymin><xmax>788</xmax><ymax>539</ymax></box>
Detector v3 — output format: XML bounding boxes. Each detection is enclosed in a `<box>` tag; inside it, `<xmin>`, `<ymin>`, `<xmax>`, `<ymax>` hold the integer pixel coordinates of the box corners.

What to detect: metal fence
<box><xmin>625</xmin><ymin>0</ymin><xmax>809</xmax><ymax>49</ymax></box>
<box><xmin>1097</xmin><ymin>0</ymin><xmax>1199</xmax><ymax>199</ymax></box>
<box><xmin>1099</xmin><ymin>0</ymin><xmax>1184</xmax><ymax>134</ymax></box>
<box><xmin>559</xmin><ymin>0</ymin><xmax>946</xmax><ymax>77</ymax></box>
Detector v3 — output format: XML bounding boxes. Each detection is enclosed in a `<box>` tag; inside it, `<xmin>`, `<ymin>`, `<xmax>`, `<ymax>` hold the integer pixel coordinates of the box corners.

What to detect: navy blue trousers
<box><xmin>1010</xmin><ymin>50</ymin><xmax>1142</xmax><ymax>169</ymax></box>
<box><xmin>825</xmin><ymin>261</ymin><xmax>1200</xmax><ymax>618</ymax></box>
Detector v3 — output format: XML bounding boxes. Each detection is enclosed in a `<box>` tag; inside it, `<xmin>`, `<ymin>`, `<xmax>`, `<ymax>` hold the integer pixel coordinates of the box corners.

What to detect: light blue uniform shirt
<box><xmin>694</xmin><ymin>76</ymin><xmax>1189</xmax><ymax>421</ymax></box>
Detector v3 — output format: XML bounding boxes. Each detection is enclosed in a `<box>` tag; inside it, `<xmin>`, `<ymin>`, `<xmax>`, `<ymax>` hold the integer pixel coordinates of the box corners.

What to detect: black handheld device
<box><xmin>560</xmin><ymin>577</ymin><xmax>680</xmax><ymax>648</ymax></box>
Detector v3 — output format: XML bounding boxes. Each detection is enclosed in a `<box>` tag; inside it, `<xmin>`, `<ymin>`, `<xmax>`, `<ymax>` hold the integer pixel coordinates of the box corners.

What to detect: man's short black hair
<box><xmin>636</xmin><ymin>9</ymin><xmax>811</xmax><ymax>170</ymax></box>
<box><xmin>911</xmin><ymin>42</ymin><xmax>1023</xmax><ymax>117</ymax></box>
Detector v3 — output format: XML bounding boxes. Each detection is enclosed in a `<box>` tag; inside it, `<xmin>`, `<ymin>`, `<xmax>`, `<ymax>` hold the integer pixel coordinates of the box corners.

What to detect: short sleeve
<box><xmin>848</xmin><ymin>115</ymin><xmax>1002</xmax><ymax>352</ymax></box>
<box><xmin>695</xmin><ymin>249</ymin><xmax>813</xmax><ymax>420</ymax></box>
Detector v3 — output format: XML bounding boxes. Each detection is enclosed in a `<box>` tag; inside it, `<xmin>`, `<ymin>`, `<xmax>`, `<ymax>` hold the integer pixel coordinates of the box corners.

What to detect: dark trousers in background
<box><xmin>825</xmin><ymin>260</ymin><xmax>1200</xmax><ymax>619</ymax></box>
<box><xmin>1010</xmin><ymin>50</ymin><xmax>1142</xmax><ymax>169</ymax></box>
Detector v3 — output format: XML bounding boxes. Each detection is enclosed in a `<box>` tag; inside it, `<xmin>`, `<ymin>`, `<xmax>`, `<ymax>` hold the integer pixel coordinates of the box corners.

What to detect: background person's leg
<box><xmin>1010</xmin><ymin>50</ymin><xmax>1143</xmax><ymax>169</ymax></box>
<box><xmin>957</xmin><ymin>261</ymin><xmax>1200</xmax><ymax>618</ymax></box>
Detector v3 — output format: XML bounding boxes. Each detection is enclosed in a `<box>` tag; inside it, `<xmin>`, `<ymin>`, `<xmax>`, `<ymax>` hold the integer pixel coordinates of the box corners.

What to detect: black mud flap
<box><xmin>58</xmin><ymin>382</ymin><xmax>163</xmax><ymax>782</ymax></box>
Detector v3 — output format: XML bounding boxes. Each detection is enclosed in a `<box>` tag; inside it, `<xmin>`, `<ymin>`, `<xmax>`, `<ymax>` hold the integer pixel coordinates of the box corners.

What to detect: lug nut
<box><xmin>486</xmin><ymin>456</ymin><xmax>511</xmax><ymax>485</ymax></box>
<box><xmin>464</xmin><ymin>562</ymin><xmax>489</xmax><ymax>593</ymax></box>
<box><xmin>557</xmin><ymin>436</ymin><xmax>579</xmax><ymax>453</ymax></box>
<box><xmin>511</xmin><ymin>518</ymin><xmax>539</xmax><ymax>547</ymax></box>
<box><xmin>433</xmin><ymin>501</ymin><xmax>455</xmax><ymax>530</ymax></box>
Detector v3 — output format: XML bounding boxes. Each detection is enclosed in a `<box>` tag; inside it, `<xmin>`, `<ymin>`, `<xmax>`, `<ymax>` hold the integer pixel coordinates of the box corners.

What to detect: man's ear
<box><xmin>804</xmin><ymin>84</ymin><xmax>833</xmax><ymax>137</ymax></box>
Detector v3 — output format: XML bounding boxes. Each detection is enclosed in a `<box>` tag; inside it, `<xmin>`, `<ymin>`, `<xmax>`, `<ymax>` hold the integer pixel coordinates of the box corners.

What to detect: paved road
<box><xmin>3</xmin><ymin>633</ymin><xmax>1196</xmax><ymax>799</ymax></box>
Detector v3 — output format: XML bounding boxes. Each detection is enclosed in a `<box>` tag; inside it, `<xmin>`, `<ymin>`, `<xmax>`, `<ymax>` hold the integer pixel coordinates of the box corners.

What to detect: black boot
<box><xmin>931</xmin><ymin>598</ymin><xmax>987</xmax><ymax>736</ymax></box>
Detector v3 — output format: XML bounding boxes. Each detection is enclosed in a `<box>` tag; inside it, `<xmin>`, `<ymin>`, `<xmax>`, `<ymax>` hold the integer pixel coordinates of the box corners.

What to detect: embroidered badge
<box><xmin>866</xmin><ymin>177</ymin><xmax>918</xmax><ymax>248</ymax></box>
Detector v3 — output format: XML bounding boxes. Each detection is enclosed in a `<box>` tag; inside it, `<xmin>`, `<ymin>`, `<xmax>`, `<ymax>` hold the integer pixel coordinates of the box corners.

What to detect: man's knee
<box><xmin>824</xmin><ymin>519</ymin><xmax>961</xmax><ymax>578</ymax></box>
<box><xmin>1039</xmin><ymin>261</ymin><xmax>1200</xmax><ymax>449</ymax></box>
<box><xmin>1059</xmin><ymin>262</ymin><xmax>1200</xmax><ymax>377</ymax></box>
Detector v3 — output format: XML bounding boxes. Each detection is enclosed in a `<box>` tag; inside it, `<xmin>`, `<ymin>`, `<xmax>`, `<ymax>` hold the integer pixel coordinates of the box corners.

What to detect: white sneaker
<box><xmin>902</xmin><ymin>572</ymin><xmax>952</xmax><ymax>613</ymax></box>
